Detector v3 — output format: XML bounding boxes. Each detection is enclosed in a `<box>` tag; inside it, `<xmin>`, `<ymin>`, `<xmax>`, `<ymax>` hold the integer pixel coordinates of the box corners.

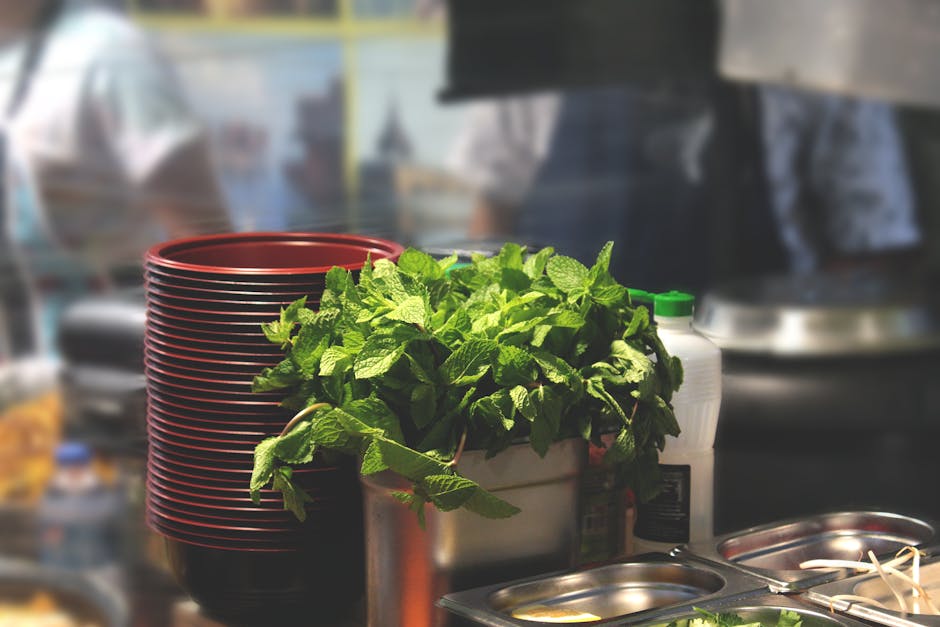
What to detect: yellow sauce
<box><xmin>511</xmin><ymin>604</ymin><xmax>602</xmax><ymax>623</ymax></box>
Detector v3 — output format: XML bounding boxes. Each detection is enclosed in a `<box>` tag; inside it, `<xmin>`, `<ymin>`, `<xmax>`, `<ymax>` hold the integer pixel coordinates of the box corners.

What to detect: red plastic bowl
<box><xmin>145</xmin><ymin>232</ymin><xmax>403</xmax><ymax>276</ymax></box>
<box><xmin>145</xmin><ymin>391</ymin><xmax>287</xmax><ymax>418</ymax></box>
<box><xmin>144</xmin><ymin>278</ymin><xmax>317</xmax><ymax>301</ymax></box>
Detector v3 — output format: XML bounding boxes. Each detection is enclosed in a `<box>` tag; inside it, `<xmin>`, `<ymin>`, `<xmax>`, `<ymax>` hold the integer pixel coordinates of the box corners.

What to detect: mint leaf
<box><xmin>373</xmin><ymin>437</ymin><xmax>450</xmax><ymax>481</ymax></box>
<box><xmin>273</xmin><ymin>466</ymin><xmax>313</xmax><ymax>521</ymax></box>
<box><xmin>354</xmin><ymin>334</ymin><xmax>408</xmax><ymax>379</ymax></box>
<box><xmin>386</xmin><ymin>295</ymin><xmax>429</xmax><ymax>327</ymax></box>
<box><xmin>440</xmin><ymin>339</ymin><xmax>499</xmax><ymax>386</ymax></box>
<box><xmin>546</xmin><ymin>255</ymin><xmax>589</xmax><ymax>295</ymax></box>
<box><xmin>604</xmin><ymin>427</ymin><xmax>637</xmax><ymax>464</ymax></box>
<box><xmin>360</xmin><ymin>439</ymin><xmax>388</xmax><ymax>475</ymax></box>
<box><xmin>411</xmin><ymin>384</ymin><xmax>437</xmax><ymax>429</ymax></box>
<box><xmin>590</xmin><ymin>241</ymin><xmax>614</xmax><ymax>275</ymax></box>
<box><xmin>462</xmin><ymin>487</ymin><xmax>521</xmax><ymax>519</ymax></box>
<box><xmin>252</xmin><ymin>358</ymin><xmax>300</xmax><ymax>392</ymax></box>
<box><xmin>250</xmin><ymin>437</ymin><xmax>278</xmax><ymax>503</ymax></box>
<box><xmin>309</xmin><ymin>409</ymin><xmax>353</xmax><ymax>450</ymax></box>
<box><xmin>529</xmin><ymin>386</ymin><xmax>562</xmax><ymax>457</ymax></box>
<box><xmin>510</xmin><ymin>385</ymin><xmax>535</xmax><ymax>421</ymax></box>
<box><xmin>292</xmin><ymin>323</ymin><xmax>331</xmax><ymax>379</ymax></box>
<box><xmin>319</xmin><ymin>346</ymin><xmax>352</xmax><ymax>377</ymax></box>
<box><xmin>397</xmin><ymin>248</ymin><xmax>444</xmax><ymax>280</ymax></box>
<box><xmin>494</xmin><ymin>345</ymin><xmax>537</xmax><ymax>387</ymax></box>
<box><xmin>275</xmin><ymin>420</ymin><xmax>315</xmax><ymax>464</ymax></box>
<box><xmin>419</xmin><ymin>474</ymin><xmax>477</xmax><ymax>511</ymax></box>
<box><xmin>523</xmin><ymin>246</ymin><xmax>554</xmax><ymax>279</ymax></box>
<box><xmin>471</xmin><ymin>390</ymin><xmax>515</xmax><ymax>432</ymax></box>
<box><xmin>344</xmin><ymin>397</ymin><xmax>405</xmax><ymax>443</ymax></box>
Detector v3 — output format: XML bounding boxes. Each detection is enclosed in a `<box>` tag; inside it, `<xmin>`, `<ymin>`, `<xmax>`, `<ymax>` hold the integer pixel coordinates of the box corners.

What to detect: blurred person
<box><xmin>447</xmin><ymin>83</ymin><xmax>921</xmax><ymax>292</ymax></box>
<box><xmin>0</xmin><ymin>0</ymin><xmax>230</xmax><ymax>358</ymax></box>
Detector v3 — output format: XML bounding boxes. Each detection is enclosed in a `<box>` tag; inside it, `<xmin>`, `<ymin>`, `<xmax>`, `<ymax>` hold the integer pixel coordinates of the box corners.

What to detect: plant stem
<box><xmin>279</xmin><ymin>402</ymin><xmax>332</xmax><ymax>437</ymax></box>
<box><xmin>449</xmin><ymin>428</ymin><xmax>469</xmax><ymax>468</ymax></box>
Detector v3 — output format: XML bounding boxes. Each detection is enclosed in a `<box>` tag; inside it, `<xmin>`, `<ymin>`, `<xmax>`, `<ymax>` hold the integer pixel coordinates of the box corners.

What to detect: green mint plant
<box><xmin>249</xmin><ymin>242</ymin><xmax>683</xmax><ymax>524</ymax></box>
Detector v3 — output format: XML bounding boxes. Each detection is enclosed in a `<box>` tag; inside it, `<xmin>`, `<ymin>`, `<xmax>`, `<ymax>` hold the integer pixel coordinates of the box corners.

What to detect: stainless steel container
<box><xmin>361</xmin><ymin>437</ymin><xmax>586</xmax><ymax>627</ymax></box>
<box><xmin>632</xmin><ymin>592</ymin><xmax>872</xmax><ymax>627</ymax></box>
<box><xmin>802</xmin><ymin>552</ymin><xmax>940</xmax><ymax>627</ymax></box>
<box><xmin>439</xmin><ymin>552</ymin><xmax>768</xmax><ymax>626</ymax></box>
<box><xmin>677</xmin><ymin>511</ymin><xmax>938</xmax><ymax>592</ymax></box>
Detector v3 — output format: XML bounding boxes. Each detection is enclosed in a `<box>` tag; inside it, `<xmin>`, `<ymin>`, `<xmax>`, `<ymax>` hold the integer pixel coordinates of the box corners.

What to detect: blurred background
<box><xmin>6</xmin><ymin>0</ymin><xmax>940</xmax><ymax>625</ymax></box>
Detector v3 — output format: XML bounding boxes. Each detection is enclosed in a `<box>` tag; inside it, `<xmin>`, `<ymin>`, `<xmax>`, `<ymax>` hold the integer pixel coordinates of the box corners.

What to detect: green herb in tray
<box><xmin>248</xmin><ymin>242</ymin><xmax>683</xmax><ymax>523</ymax></box>
<box><xmin>665</xmin><ymin>608</ymin><xmax>804</xmax><ymax>627</ymax></box>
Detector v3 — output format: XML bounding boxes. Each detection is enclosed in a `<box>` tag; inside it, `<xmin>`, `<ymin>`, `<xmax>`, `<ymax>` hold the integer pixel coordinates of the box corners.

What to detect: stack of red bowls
<box><xmin>143</xmin><ymin>232</ymin><xmax>404</xmax><ymax>625</ymax></box>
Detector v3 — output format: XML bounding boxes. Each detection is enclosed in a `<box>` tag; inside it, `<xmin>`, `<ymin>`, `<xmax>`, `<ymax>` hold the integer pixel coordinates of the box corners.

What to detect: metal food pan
<box><xmin>625</xmin><ymin>592</ymin><xmax>871</xmax><ymax>627</ymax></box>
<box><xmin>676</xmin><ymin>511</ymin><xmax>938</xmax><ymax>592</ymax></box>
<box><xmin>801</xmin><ymin>552</ymin><xmax>940</xmax><ymax>627</ymax></box>
<box><xmin>438</xmin><ymin>552</ymin><xmax>770</xmax><ymax>626</ymax></box>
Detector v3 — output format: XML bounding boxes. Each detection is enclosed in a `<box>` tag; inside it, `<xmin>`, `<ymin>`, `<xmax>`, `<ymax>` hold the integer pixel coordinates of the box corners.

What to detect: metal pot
<box><xmin>693</xmin><ymin>272</ymin><xmax>940</xmax><ymax>533</ymax></box>
<box><xmin>360</xmin><ymin>437</ymin><xmax>586</xmax><ymax>627</ymax></box>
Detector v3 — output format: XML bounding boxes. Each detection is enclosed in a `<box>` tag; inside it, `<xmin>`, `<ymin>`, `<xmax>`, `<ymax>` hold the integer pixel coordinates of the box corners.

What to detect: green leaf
<box><xmin>411</xmin><ymin>384</ymin><xmax>438</xmax><ymax>429</ymax></box>
<box><xmin>385</xmin><ymin>295</ymin><xmax>429</xmax><ymax>327</ymax></box>
<box><xmin>325</xmin><ymin>267</ymin><xmax>352</xmax><ymax>296</ymax></box>
<box><xmin>419</xmin><ymin>474</ymin><xmax>478</xmax><ymax>511</ymax></box>
<box><xmin>372</xmin><ymin>437</ymin><xmax>451</xmax><ymax>481</ymax></box>
<box><xmin>273</xmin><ymin>466</ymin><xmax>313</xmax><ymax>521</ymax></box>
<box><xmin>590</xmin><ymin>241</ymin><xmax>614</xmax><ymax>275</ymax></box>
<box><xmin>493</xmin><ymin>345</ymin><xmax>537</xmax><ymax>387</ymax></box>
<box><xmin>509</xmin><ymin>385</ymin><xmax>536</xmax><ymax>421</ymax></box>
<box><xmin>624</xmin><ymin>307</ymin><xmax>650</xmax><ymax>338</ymax></box>
<box><xmin>252</xmin><ymin>358</ymin><xmax>300</xmax><ymax>392</ymax></box>
<box><xmin>275</xmin><ymin>421</ymin><xmax>315</xmax><ymax>465</ymax></box>
<box><xmin>529</xmin><ymin>386</ymin><xmax>562</xmax><ymax>457</ymax></box>
<box><xmin>250</xmin><ymin>437</ymin><xmax>278</xmax><ymax>503</ymax></box>
<box><xmin>360</xmin><ymin>440</ymin><xmax>388</xmax><ymax>475</ymax></box>
<box><xmin>532</xmin><ymin>350</ymin><xmax>581</xmax><ymax>390</ymax></box>
<box><xmin>354</xmin><ymin>335</ymin><xmax>408</xmax><ymax>379</ymax></box>
<box><xmin>523</xmin><ymin>247</ymin><xmax>554</xmax><ymax>279</ymax></box>
<box><xmin>309</xmin><ymin>409</ymin><xmax>353</xmax><ymax>450</ymax></box>
<box><xmin>397</xmin><ymin>248</ymin><xmax>444</xmax><ymax>280</ymax></box>
<box><xmin>546</xmin><ymin>255</ymin><xmax>589</xmax><ymax>294</ymax></box>
<box><xmin>471</xmin><ymin>390</ymin><xmax>515</xmax><ymax>432</ymax></box>
<box><xmin>462</xmin><ymin>487</ymin><xmax>521</xmax><ymax>519</ymax></box>
<box><xmin>319</xmin><ymin>346</ymin><xmax>352</xmax><ymax>377</ymax></box>
<box><xmin>440</xmin><ymin>339</ymin><xmax>499</xmax><ymax>386</ymax></box>
<box><xmin>292</xmin><ymin>319</ymin><xmax>333</xmax><ymax>378</ymax></box>
<box><xmin>586</xmin><ymin>377</ymin><xmax>628</xmax><ymax>422</ymax></box>
<box><xmin>344</xmin><ymin>397</ymin><xmax>406</xmax><ymax>443</ymax></box>
<box><xmin>604</xmin><ymin>427</ymin><xmax>637</xmax><ymax>464</ymax></box>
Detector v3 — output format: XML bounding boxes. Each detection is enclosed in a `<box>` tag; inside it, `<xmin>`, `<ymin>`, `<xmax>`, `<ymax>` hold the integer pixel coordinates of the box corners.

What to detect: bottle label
<box><xmin>634</xmin><ymin>464</ymin><xmax>691</xmax><ymax>544</ymax></box>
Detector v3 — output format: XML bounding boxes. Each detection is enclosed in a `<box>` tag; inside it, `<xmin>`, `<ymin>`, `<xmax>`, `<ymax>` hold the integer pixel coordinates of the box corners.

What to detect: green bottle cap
<box><xmin>628</xmin><ymin>288</ymin><xmax>654</xmax><ymax>305</ymax></box>
<box><xmin>654</xmin><ymin>290</ymin><xmax>695</xmax><ymax>317</ymax></box>
<box><xmin>445</xmin><ymin>262</ymin><xmax>471</xmax><ymax>277</ymax></box>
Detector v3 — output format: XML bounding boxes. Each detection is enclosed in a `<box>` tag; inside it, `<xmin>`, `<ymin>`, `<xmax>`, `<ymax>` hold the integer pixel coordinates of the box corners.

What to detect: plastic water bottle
<box><xmin>634</xmin><ymin>291</ymin><xmax>721</xmax><ymax>553</ymax></box>
<box><xmin>38</xmin><ymin>442</ymin><xmax>124</xmax><ymax>589</ymax></box>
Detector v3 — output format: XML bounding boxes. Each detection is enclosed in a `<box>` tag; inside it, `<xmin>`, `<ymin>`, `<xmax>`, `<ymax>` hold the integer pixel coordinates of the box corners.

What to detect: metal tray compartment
<box><xmin>677</xmin><ymin>511</ymin><xmax>937</xmax><ymax>592</ymax></box>
<box><xmin>629</xmin><ymin>592</ymin><xmax>871</xmax><ymax>627</ymax></box>
<box><xmin>438</xmin><ymin>553</ymin><xmax>768</xmax><ymax>626</ymax></box>
<box><xmin>802</xmin><ymin>553</ymin><xmax>940</xmax><ymax>627</ymax></box>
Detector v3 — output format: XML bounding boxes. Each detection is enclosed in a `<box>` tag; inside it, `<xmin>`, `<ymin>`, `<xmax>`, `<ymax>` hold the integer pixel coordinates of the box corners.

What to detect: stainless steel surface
<box><xmin>802</xmin><ymin>554</ymin><xmax>940</xmax><ymax>627</ymax></box>
<box><xmin>362</xmin><ymin>438</ymin><xmax>586</xmax><ymax>627</ymax></box>
<box><xmin>632</xmin><ymin>593</ymin><xmax>872</xmax><ymax>627</ymax></box>
<box><xmin>439</xmin><ymin>553</ymin><xmax>769</xmax><ymax>627</ymax></box>
<box><xmin>693</xmin><ymin>273</ymin><xmax>940</xmax><ymax>356</ymax></box>
<box><xmin>679</xmin><ymin>511</ymin><xmax>937</xmax><ymax>592</ymax></box>
<box><xmin>718</xmin><ymin>0</ymin><xmax>940</xmax><ymax>108</ymax></box>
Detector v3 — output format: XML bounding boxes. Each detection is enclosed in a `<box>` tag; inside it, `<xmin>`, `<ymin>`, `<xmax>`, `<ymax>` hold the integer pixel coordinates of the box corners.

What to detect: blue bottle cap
<box><xmin>55</xmin><ymin>442</ymin><xmax>92</xmax><ymax>466</ymax></box>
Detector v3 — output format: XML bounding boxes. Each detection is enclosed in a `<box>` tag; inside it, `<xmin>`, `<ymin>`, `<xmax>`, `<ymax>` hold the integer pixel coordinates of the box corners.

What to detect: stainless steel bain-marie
<box><xmin>631</xmin><ymin>592</ymin><xmax>871</xmax><ymax>627</ymax></box>
<box><xmin>676</xmin><ymin>511</ymin><xmax>938</xmax><ymax>592</ymax></box>
<box><xmin>801</xmin><ymin>551</ymin><xmax>940</xmax><ymax>627</ymax></box>
<box><xmin>438</xmin><ymin>552</ymin><xmax>770</xmax><ymax>626</ymax></box>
